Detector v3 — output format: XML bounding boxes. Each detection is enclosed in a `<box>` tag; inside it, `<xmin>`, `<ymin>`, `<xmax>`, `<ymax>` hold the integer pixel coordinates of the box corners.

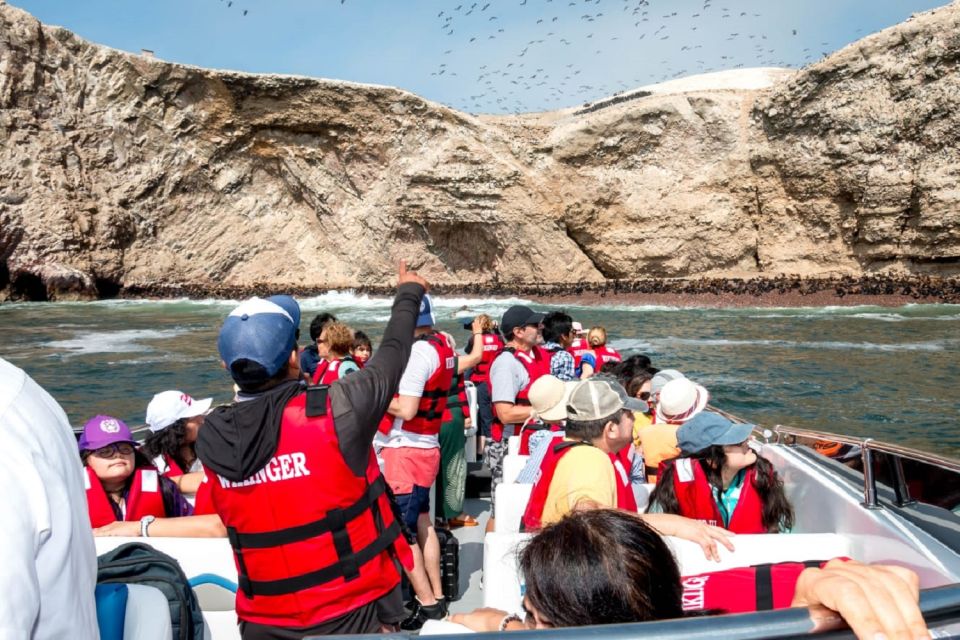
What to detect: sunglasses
<box><xmin>91</xmin><ymin>443</ymin><xmax>135</xmax><ymax>459</ymax></box>
<box><xmin>638</xmin><ymin>391</ymin><xmax>651</xmax><ymax>401</ymax></box>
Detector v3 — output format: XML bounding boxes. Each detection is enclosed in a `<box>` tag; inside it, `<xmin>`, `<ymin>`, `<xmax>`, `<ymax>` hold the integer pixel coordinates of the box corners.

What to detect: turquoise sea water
<box><xmin>1</xmin><ymin>293</ymin><xmax>958</xmax><ymax>457</ymax></box>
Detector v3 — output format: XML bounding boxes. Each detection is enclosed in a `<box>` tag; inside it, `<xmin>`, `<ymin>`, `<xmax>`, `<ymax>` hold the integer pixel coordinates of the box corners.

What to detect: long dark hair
<box><xmin>650</xmin><ymin>446</ymin><xmax>794</xmax><ymax>533</ymax></box>
<box><xmin>519</xmin><ymin>509</ymin><xmax>684</xmax><ymax>627</ymax></box>
<box><xmin>141</xmin><ymin>420</ymin><xmax>194</xmax><ymax>473</ymax></box>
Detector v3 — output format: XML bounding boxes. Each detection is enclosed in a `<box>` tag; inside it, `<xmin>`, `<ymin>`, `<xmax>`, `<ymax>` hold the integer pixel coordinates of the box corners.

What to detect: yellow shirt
<box><xmin>636</xmin><ymin>423</ymin><xmax>680</xmax><ymax>482</ymax></box>
<box><xmin>540</xmin><ymin>440</ymin><xmax>616</xmax><ymax>526</ymax></box>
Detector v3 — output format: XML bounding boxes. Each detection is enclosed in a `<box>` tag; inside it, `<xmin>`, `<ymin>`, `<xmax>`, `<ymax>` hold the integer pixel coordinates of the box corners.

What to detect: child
<box><xmin>649</xmin><ymin>412</ymin><xmax>794</xmax><ymax>533</ymax></box>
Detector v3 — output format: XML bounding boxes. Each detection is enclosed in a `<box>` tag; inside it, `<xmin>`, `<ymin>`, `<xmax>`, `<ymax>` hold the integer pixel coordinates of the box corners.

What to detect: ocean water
<box><xmin>1</xmin><ymin>293</ymin><xmax>958</xmax><ymax>457</ymax></box>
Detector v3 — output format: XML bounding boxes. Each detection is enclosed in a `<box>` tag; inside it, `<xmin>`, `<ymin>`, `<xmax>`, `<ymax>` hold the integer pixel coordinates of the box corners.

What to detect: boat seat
<box><xmin>189</xmin><ymin>573</ymin><xmax>237</xmax><ymax>611</ymax></box>
<box><xmin>483</xmin><ymin>531</ymin><xmax>854</xmax><ymax>614</ymax></box>
<box><xmin>502</xmin><ymin>454</ymin><xmax>529</xmax><ymax>485</ymax></box>
<box><xmin>507</xmin><ymin>436</ymin><xmax>521</xmax><ymax>456</ymax></box>
<box><xmin>123</xmin><ymin>584</ymin><xmax>173</xmax><ymax>640</ymax></box>
<box><xmin>494</xmin><ymin>483</ymin><xmax>533</xmax><ymax>533</ymax></box>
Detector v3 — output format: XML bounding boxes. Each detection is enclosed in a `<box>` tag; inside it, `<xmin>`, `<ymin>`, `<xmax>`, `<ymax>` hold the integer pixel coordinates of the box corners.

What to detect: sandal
<box><xmin>448</xmin><ymin>515</ymin><xmax>479</xmax><ymax>528</ymax></box>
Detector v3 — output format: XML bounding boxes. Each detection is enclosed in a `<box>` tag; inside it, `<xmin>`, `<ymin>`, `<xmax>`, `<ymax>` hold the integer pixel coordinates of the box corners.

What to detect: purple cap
<box><xmin>78</xmin><ymin>415</ymin><xmax>137</xmax><ymax>451</ymax></box>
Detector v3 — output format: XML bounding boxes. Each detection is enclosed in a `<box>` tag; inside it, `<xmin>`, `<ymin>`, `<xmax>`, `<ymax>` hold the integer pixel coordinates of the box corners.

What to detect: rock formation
<box><xmin>1</xmin><ymin>1</ymin><xmax>958</xmax><ymax>300</ymax></box>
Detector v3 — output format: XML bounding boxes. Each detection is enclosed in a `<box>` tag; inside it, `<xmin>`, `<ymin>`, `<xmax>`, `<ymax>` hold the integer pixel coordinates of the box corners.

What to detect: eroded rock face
<box><xmin>1</xmin><ymin>1</ymin><xmax>958</xmax><ymax>299</ymax></box>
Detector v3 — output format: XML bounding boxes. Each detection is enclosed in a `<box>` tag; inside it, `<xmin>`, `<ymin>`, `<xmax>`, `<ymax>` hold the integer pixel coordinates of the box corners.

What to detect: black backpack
<box><xmin>435</xmin><ymin>527</ymin><xmax>461</xmax><ymax>601</ymax></box>
<box><xmin>97</xmin><ymin>542</ymin><xmax>206</xmax><ymax>640</ymax></box>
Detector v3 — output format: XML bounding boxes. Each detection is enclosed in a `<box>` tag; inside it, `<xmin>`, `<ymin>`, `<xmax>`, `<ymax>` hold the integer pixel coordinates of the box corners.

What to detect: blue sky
<box><xmin>13</xmin><ymin>0</ymin><xmax>948</xmax><ymax>114</ymax></box>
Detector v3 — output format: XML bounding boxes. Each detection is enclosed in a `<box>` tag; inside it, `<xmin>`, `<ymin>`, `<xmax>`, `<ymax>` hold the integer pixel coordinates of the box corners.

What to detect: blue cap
<box><xmin>676</xmin><ymin>412</ymin><xmax>755</xmax><ymax>454</ymax></box>
<box><xmin>416</xmin><ymin>294</ymin><xmax>436</xmax><ymax>328</ymax></box>
<box><xmin>266</xmin><ymin>295</ymin><xmax>300</xmax><ymax>331</ymax></box>
<box><xmin>218</xmin><ymin>297</ymin><xmax>297</xmax><ymax>383</ymax></box>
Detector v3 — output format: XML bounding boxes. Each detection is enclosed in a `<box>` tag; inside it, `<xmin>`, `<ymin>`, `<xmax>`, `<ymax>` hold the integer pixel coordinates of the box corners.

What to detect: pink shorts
<box><xmin>381</xmin><ymin>446</ymin><xmax>441</xmax><ymax>495</ymax></box>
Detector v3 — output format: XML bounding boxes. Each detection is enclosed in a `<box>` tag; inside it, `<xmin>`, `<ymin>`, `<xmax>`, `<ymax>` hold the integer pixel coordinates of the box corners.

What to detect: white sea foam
<box><xmin>656</xmin><ymin>337</ymin><xmax>947</xmax><ymax>352</ymax></box>
<box><xmin>45</xmin><ymin>329</ymin><xmax>190</xmax><ymax>356</ymax></box>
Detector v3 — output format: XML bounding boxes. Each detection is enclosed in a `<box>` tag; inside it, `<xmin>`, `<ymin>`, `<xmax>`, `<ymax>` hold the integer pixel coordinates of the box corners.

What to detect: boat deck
<box><xmin>446</xmin><ymin>497</ymin><xmax>492</xmax><ymax>615</ymax></box>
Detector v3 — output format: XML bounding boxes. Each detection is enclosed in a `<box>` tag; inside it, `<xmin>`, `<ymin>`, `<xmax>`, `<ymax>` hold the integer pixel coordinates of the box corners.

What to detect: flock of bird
<box><xmin>216</xmin><ymin>0</ymin><xmax>871</xmax><ymax>115</ymax></box>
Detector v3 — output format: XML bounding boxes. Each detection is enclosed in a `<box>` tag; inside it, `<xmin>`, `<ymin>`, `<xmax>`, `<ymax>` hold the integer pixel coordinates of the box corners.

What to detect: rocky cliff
<box><xmin>1</xmin><ymin>1</ymin><xmax>958</xmax><ymax>300</ymax></box>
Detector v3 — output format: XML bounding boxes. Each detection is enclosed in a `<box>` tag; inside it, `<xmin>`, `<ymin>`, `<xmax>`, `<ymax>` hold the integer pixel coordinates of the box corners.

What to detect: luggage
<box><xmin>435</xmin><ymin>527</ymin><xmax>460</xmax><ymax>601</ymax></box>
<box><xmin>97</xmin><ymin>542</ymin><xmax>205</xmax><ymax>640</ymax></box>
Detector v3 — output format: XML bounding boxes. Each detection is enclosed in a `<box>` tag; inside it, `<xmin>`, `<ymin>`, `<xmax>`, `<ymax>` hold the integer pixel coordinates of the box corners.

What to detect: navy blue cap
<box><xmin>676</xmin><ymin>412</ymin><xmax>755</xmax><ymax>454</ymax></box>
<box><xmin>266</xmin><ymin>295</ymin><xmax>301</xmax><ymax>331</ymax></box>
<box><xmin>218</xmin><ymin>297</ymin><xmax>297</xmax><ymax>383</ymax></box>
<box><xmin>416</xmin><ymin>294</ymin><xmax>436</xmax><ymax>328</ymax></box>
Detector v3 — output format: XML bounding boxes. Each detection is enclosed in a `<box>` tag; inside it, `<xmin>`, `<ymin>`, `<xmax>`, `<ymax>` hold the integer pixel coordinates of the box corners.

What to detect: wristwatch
<box><xmin>140</xmin><ymin>515</ymin><xmax>156</xmax><ymax>538</ymax></box>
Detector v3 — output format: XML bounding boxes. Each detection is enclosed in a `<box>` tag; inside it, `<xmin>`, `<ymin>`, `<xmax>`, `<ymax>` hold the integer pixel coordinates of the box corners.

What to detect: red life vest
<box><xmin>593</xmin><ymin>345</ymin><xmax>622</xmax><ymax>365</ymax></box>
<box><xmin>398</xmin><ymin>333</ymin><xmax>456</xmax><ymax>437</ymax></box>
<box><xmin>517</xmin><ymin>419</ymin><xmax>563</xmax><ymax>456</ymax></box>
<box><xmin>521</xmin><ymin>438</ymin><xmax>637</xmax><ymax>531</ymax></box>
<box><xmin>205</xmin><ymin>388</ymin><xmax>414</xmax><ymax>628</ymax></box>
<box><xmin>681</xmin><ymin>561</ymin><xmax>828</xmax><ymax>613</ymax></box>
<box><xmin>444</xmin><ymin>359</ymin><xmax>468</xmax><ymax>423</ymax></box>
<box><xmin>491</xmin><ymin>346</ymin><xmax>552</xmax><ymax>442</ymax></box>
<box><xmin>161</xmin><ymin>453</ymin><xmax>185</xmax><ymax>477</ymax></box>
<box><xmin>566</xmin><ymin>338</ymin><xmax>592</xmax><ymax>372</ymax></box>
<box><xmin>469</xmin><ymin>333</ymin><xmax>504</xmax><ymax>385</ymax></box>
<box><xmin>311</xmin><ymin>356</ymin><xmax>357</xmax><ymax>385</ymax></box>
<box><xmin>84</xmin><ymin>466</ymin><xmax>166</xmax><ymax>528</ymax></box>
<box><xmin>663</xmin><ymin>458</ymin><xmax>767</xmax><ymax>534</ymax></box>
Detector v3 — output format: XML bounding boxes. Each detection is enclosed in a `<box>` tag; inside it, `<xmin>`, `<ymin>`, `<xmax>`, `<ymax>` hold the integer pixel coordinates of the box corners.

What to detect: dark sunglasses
<box><xmin>91</xmin><ymin>443</ymin><xmax>135</xmax><ymax>459</ymax></box>
<box><xmin>638</xmin><ymin>391</ymin><xmax>651</xmax><ymax>401</ymax></box>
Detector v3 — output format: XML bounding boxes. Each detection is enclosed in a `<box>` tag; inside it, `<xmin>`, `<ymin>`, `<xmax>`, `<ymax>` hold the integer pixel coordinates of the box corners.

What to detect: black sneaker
<box><xmin>399</xmin><ymin>599</ymin><xmax>447</xmax><ymax>631</ymax></box>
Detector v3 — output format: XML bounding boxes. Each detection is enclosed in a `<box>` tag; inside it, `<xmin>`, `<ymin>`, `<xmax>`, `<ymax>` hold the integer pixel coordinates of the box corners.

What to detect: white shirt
<box><xmin>0</xmin><ymin>358</ymin><xmax>99</xmax><ymax>640</ymax></box>
<box><xmin>380</xmin><ymin>339</ymin><xmax>442</xmax><ymax>450</ymax></box>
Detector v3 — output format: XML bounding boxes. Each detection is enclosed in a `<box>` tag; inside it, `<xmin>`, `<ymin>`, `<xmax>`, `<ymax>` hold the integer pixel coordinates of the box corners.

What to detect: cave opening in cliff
<box><xmin>0</xmin><ymin>260</ymin><xmax>8</xmax><ymax>291</ymax></box>
<box><xmin>10</xmin><ymin>272</ymin><xmax>48</xmax><ymax>301</ymax></box>
<box><xmin>95</xmin><ymin>277</ymin><xmax>123</xmax><ymax>299</ymax></box>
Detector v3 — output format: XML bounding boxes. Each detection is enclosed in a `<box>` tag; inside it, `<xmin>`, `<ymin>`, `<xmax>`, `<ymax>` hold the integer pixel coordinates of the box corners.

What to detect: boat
<box><xmin>93</xmin><ymin>402</ymin><xmax>960</xmax><ymax>639</ymax></box>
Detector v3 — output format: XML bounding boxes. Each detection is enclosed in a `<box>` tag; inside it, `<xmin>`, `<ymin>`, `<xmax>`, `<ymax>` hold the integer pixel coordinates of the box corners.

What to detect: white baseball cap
<box><xmin>146</xmin><ymin>390</ymin><xmax>213</xmax><ymax>433</ymax></box>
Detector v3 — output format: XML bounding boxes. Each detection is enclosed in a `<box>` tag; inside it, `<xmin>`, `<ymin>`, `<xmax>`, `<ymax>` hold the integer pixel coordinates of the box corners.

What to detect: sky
<box><xmin>13</xmin><ymin>0</ymin><xmax>949</xmax><ymax>114</ymax></box>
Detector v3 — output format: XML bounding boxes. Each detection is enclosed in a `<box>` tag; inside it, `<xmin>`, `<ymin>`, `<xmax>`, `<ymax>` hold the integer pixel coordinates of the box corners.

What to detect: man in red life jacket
<box><xmin>195</xmin><ymin>261</ymin><xmax>428</xmax><ymax>639</ymax></box>
<box><xmin>522</xmin><ymin>379</ymin><xmax>646</xmax><ymax>530</ymax></box>
<box><xmin>380</xmin><ymin>296</ymin><xmax>483</xmax><ymax>630</ymax></box>
<box><xmin>486</xmin><ymin>305</ymin><xmax>547</xmax><ymax>531</ymax></box>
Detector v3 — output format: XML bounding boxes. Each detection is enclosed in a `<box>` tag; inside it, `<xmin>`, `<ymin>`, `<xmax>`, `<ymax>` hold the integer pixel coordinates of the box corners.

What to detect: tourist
<box><xmin>567</xmin><ymin>321</ymin><xmax>596</xmax><ymax>378</ymax></box>
<box><xmin>451</xmin><ymin>509</ymin><xmax>928</xmax><ymax>640</ymax></box>
<box><xmin>380</xmin><ymin>294</ymin><xmax>457</xmax><ymax>628</ymax></box>
<box><xmin>141</xmin><ymin>390</ymin><xmax>212</xmax><ymax>496</ymax></box>
<box><xmin>486</xmin><ymin>305</ymin><xmax>548</xmax><ymax>531</ymax></box>
<box><xmin>435</xmin><ymin>330</ymin><xmax>483</xmax><ymax>529</ymax></box>
<box><xmin>638</xmin><ymin>374</ymin><xmax>709</xmax><ymax>482</ymax></box>
<box><xmin>462</xmin><ymin>314</ymin><xmax>503</xmax><ymax>454</ymax></box>
<box><xmin>299</xmin><ymin>311</ymin><xmax>337</xmax><ymax>379</ymax></box>
<box><xmin>649</xmin><ymin>412</ymin><xmax>794</xmax><ymax>533</ymax></box>
<box><xmin>80</xmin><ymin>415</ymin><xmax>226</xmax><ymax>538</ymax></box>
<box><xmin>195</xmin><ymin>262</ymin><xmax>427</xmax><ymax>637</ymax></box>
<box><xmin>0</xmin><ymin>357</ymin><xmax>99</xmax><ymax>639</ymax></box>
<box><xmin>587</xmin><ymin>325</ymin><xmax>622</xmax><ymax>365</ymax></box>
<box><xmin>515</xmin><ymin>375</ymin><xmax>575</xmax><ymax>483</ymax></box>
<box><xmin>312</xmin><ymin>321</ymin><xmax>360</xmax><ymax>383</ymax></box>
<box><xmin>351</xmin><ymin>329</ymin><xmax>373</xmax><ymax>367</ymax></box>
<box><xmin>520</xmin><ymin>379</ymin><xmax>645</xmax><ymax>530</ymax></box>
<box><xmin>540</xmin><ymin>311</ymin><xmax>578</xmax><ymax>381</ymax></box>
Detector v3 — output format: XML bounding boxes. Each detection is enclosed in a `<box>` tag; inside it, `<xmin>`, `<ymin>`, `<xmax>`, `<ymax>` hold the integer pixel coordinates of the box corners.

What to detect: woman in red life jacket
<box><xmin>587</xmin><ymin>325</ymin><xmax>622</xmax><ymax>366</ymax></box>
<box><xmin>141</xmin><ymin>390</ymin><xmax>212</xmax><ymax>496</ymax></box>
<box><xmin>462</xmin><ymin>313</ymin><xmax>504</xmax><ymax>454</ymax></box>
<box><xmin>450</xmin><ymin>509</ymin><xmax>927</xmax><ymax>640</ymax></box>
<box><xmin>351</xmin><ymin>330</ymin><xmax>373</xmax><ymax>367</ymax></box>
<box><xmin>312</xmin><ymin>321</ymin><xmax>361</xmax><ymax>384</ymax></box>
<box><xmin>650</xmin><ymin>412</ymin><xmax>794</xmax><ymax>534</ymax></box>
<box><xmin>80</xmin><ymin>415</ymin><xmax>224</xmax><ymax>538</ymax></box>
